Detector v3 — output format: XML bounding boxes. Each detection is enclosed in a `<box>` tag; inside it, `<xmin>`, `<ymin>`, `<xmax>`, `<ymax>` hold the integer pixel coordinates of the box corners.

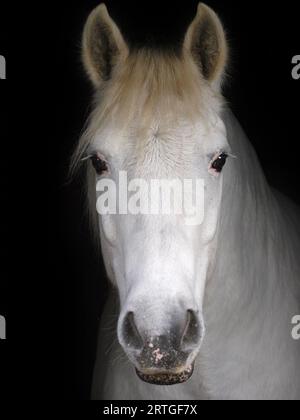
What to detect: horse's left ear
<box><xmin>183</xmin><ymin>3</ymin><xmax>228</xmax><ymax>88</ymax></box>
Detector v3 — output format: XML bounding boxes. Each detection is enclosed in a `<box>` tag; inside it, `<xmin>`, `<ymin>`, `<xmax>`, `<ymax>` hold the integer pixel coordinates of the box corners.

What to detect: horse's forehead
<box><xmin>95</xmin><ymin>117</ymin><xmax>219</xmax><ymax>157</ymax></box>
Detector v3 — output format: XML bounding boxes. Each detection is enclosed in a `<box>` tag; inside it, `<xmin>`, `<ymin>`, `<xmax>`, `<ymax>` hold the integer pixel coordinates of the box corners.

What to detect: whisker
<box><xmin>80</xmin><ymin>155</ymin><xmax>93</xmax><ymax>162</ymax></box>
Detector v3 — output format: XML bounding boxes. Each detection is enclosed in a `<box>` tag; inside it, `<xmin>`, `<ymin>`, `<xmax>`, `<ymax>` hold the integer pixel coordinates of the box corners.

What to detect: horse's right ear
<box><xmin>82</xmin><ymin>3</ymin><xmax>128</xmax><ymax>88</ymax></box>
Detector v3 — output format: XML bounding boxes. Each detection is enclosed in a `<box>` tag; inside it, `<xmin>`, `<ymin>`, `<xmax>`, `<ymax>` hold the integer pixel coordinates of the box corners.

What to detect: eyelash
<box><xmin>209</xmin><ymin>152</ymin><xmax>229</xmax><ymax>174</ymax></box>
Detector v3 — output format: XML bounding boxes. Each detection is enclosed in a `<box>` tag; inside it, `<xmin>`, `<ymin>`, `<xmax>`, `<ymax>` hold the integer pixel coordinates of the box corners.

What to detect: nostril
<box><xmin>122</xmin><ymin>312</ymin><xmax>144</xmax><ymax>351</ymax></box>
<box><xmin>181</xmin><ymin>310</ymin><xmax>202</xmax><ymax>351</ymax></box>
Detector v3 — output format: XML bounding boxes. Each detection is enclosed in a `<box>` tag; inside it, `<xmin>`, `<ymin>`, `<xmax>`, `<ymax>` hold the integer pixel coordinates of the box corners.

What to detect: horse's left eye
<box><xmin>211</xmin><ymin>153</ymin><xmax>228</xmax><ymax>173</ymax></box>
<box><xmin>90</xmin><ymin>155</ymin><xmax>108</xmax><ymax>175</ymax></box>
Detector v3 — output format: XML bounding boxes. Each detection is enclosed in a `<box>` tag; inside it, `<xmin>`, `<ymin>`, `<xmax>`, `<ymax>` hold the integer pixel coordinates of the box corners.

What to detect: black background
<box><xmin>0</xmin><ymin>0</ymin><xmax>299</xmax><ymax>401</ymax></box>
<box><xmin>0</xmin><ymin>0</ymin><xmax>9</xmax><ymax>400</ymax></box>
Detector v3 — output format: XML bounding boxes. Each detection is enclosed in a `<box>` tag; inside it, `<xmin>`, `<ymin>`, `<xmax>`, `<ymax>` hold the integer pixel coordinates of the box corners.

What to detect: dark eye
<box><xmin>211</xmin><ymin>153</ymin><xmax>228</xmax><ymax>173</ymax></box>
<box><xmin>90</xmin><ymin>154</ymin><xmax>108</xmax><ymax>175</ymax></box>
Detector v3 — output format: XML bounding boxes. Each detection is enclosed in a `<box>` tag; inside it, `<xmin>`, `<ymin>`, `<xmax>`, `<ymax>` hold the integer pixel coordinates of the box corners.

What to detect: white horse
<box><xmin>72</xmin><ymin>3</ymin><xmax>300</xmax><ymax>400</ymax></box>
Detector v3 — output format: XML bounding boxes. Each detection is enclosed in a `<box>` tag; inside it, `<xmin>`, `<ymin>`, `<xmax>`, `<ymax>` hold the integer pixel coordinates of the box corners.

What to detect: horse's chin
<box><xmin>135</xmin><ymin>363</ymin><xmax>194</xmax><ymax>386</ymax></box>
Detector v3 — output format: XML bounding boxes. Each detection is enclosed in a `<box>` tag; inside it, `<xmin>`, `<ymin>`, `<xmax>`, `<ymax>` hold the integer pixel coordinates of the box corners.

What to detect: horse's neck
<box><xmin>200</xmin><ymin>109</ymin><xmax>300</xmax><ymax>399</ymax></box>
<box><xmin>216</xmin><ymin>108</ymin><xmax>299</xmax><ymax>296</ymax></box>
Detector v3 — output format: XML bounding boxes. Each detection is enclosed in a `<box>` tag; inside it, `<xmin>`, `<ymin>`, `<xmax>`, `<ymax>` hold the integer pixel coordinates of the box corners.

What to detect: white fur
<box><xmin>90</xmin><ymin>106</ymin><xmax>300</xmax><ymax>400</ymax></box>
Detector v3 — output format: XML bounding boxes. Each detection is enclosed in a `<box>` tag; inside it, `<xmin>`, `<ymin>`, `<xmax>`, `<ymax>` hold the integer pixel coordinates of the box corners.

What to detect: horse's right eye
<box><xmin>210</xmin><ymin>152</ymin><xmax>228</xmax><ymax>174</ymax></box>
<box><xmin>90</xmin><ymin>154</ymin><xmax>108</xmax><ymax>175</ymax></box>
